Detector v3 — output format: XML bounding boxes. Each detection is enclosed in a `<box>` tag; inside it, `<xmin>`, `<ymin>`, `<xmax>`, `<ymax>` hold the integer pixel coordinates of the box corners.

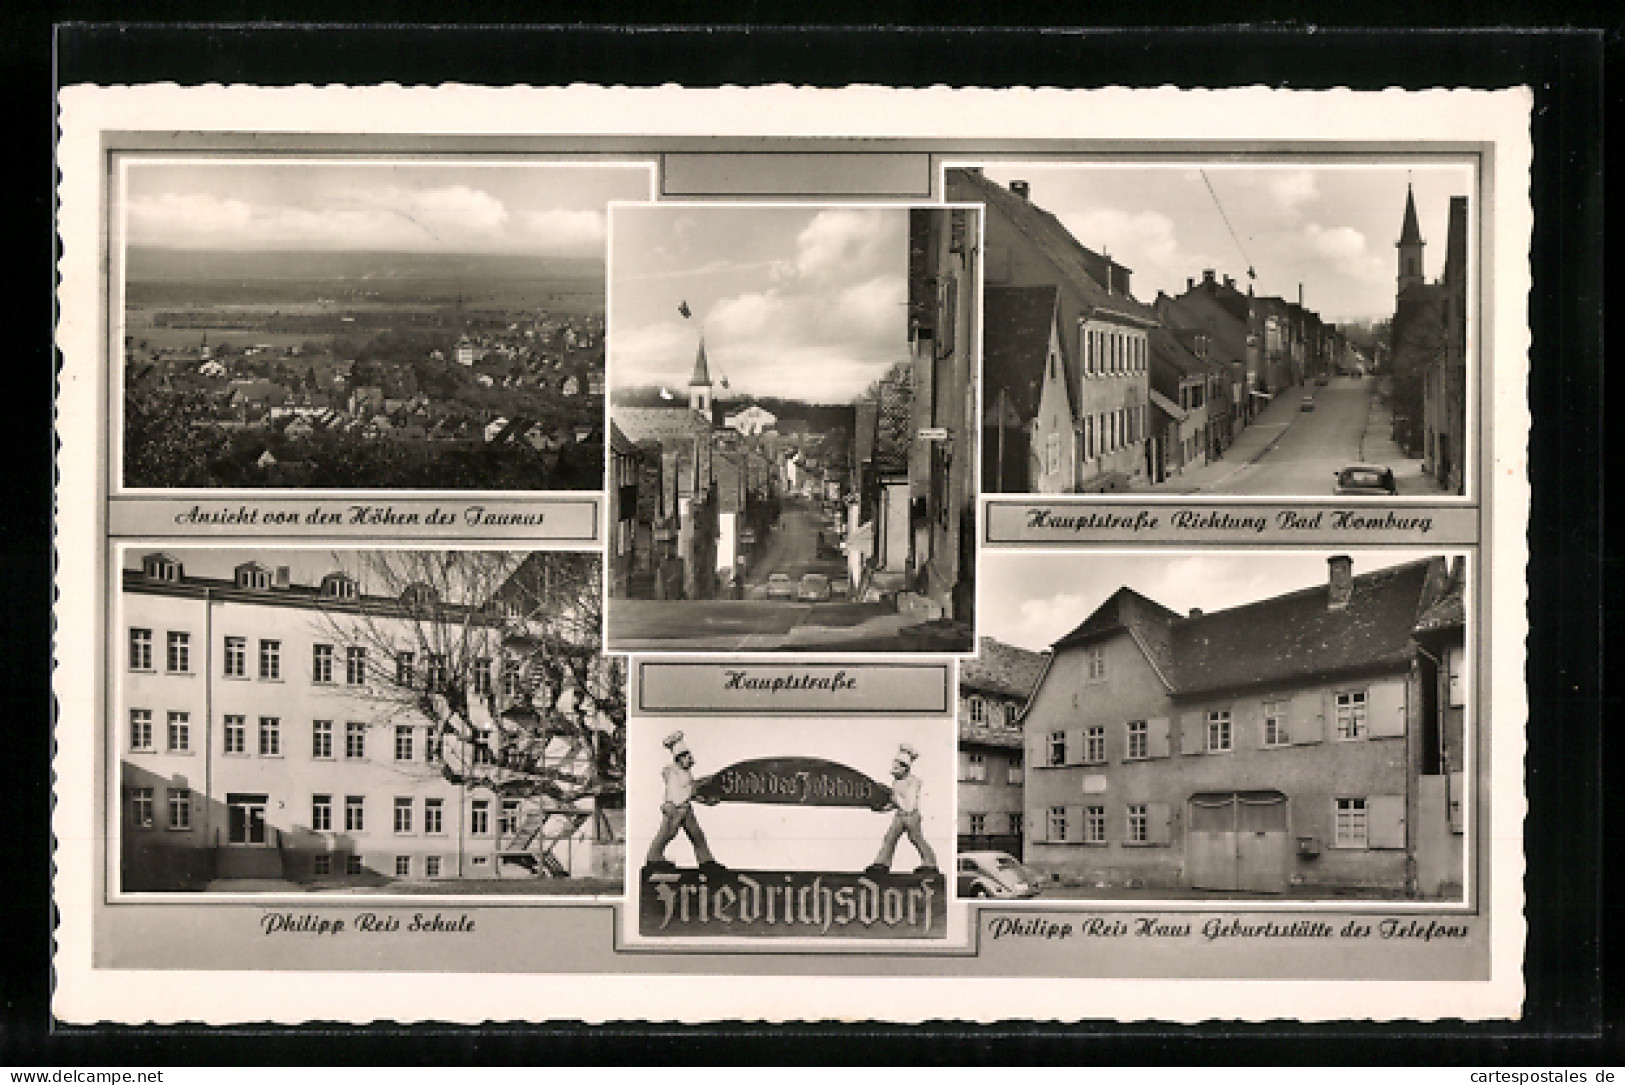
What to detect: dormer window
<box><xmin>320</xmin><ymin>573</ymin><xmax>358</xmax><ymax>600</ymax></box>
<box><xmin>141</xmin><ymin>554</ymin><xmax>182</xmax><ymax>582</ymax></box>
<box><xmin>400</xmin><ymin>582</ymin><xmax>438</xmax><ymax>608</ymax></box>
<box><xmin>234</xmin><ymin>563</ymin><xmax>272</xmax><ymax>591</ymax></box>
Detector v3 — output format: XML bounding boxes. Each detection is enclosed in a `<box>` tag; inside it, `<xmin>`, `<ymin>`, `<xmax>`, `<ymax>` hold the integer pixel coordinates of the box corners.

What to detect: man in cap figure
<box><xmin>866</xmin><ymin>743</ymin><xmax>938</xmax><ymax>875</ymax></box>
<box><xmin>645</xmin><ymin>730</ymin><xmax>723</xmax><ymax>872</ymax></box>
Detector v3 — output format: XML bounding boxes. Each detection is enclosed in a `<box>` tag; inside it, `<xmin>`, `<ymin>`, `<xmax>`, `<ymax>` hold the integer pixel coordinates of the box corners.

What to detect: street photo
<box><xmin>969</xmin><ymin>549</ymin><xmax>1470</xmax><ymax>901</ymax></box>
<box><xmin>115</xmin><ymin>546</ymin><xmax>626</xmax><ymax>894</ymax></box>
<box><xmin>606</xmin><ymin>203</ymin><xmax>979</xmax><ymax>653</ymax></box>
<box><xmin>954</xmin><ymin>163</ymin><xmax>1472</xmax><ymax>497</ymax></box>
<box><xmin>118</xmin><ymin>159</ymin><xmax>653</xmax><ymax>491</ymax></box>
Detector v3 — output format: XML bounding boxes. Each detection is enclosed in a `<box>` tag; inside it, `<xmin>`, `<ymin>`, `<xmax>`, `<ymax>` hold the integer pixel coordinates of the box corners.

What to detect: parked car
<box><xmin>1300</xmin><ymin>395</ymin><xmax>1316</xmax><ymax>412</ymax></box>
<box><xmin>796</xmin><ymin>572</ymin><xmax>832</xmax><ymax>602</ymax></box>
<box><xmin>957</xmin><ymin>851</ymin><xmax>1041</xmax><ymax>899</ymax></box>
<box><xmin>766</xmin><ymin>572</ymin><xmax>796</xmax><ymax>599</ymax></box>
<box><xmin>831</xmin><ymin>575</ymin><xmax>852</xmax><ymax>598</ymax></box>
<box><xmin>1333</xmin><ymin>462</ymin><xmax>1399</xmax><ymax>496</ymax></box>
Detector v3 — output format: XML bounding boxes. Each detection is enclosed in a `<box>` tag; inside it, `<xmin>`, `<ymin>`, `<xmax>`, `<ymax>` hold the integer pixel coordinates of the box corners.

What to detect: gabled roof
<box><xmin>1048</xmin><ymin>559</ymin><xmax>1445</xmax><ymax>699</ymax></box>
<box><xmin>613</xmin><ymin>407</ymin><xmax>711</xmax><ymax>444</ymax></box>
<box><xmin>1156</xmin><ymin>291</ymin><xmax>1252</xmax><ymax>370</ymax></box>
<box><xmin>1169</xmin><ymin>558</ymin><xmax>1442</xmax><ymax>696</ymax></box>
<box><xmin>1413</xmin><ymin>558</ymin><xmax>1466</xmax><ymax>635</ymax></box>
<box><xmin>961</xmin><ymin>636</ymin><xmax>1047</xmax><ymax>699</ymax></box>
<box><xmin>983</xmin><ymin>285</ymin><xmax>1061</xmax><ymax>424</ymax></box>
<box><xmin>947</xmin><ymin>169</ymin><xmax>1159</xmax><ymax>327</ymax></box>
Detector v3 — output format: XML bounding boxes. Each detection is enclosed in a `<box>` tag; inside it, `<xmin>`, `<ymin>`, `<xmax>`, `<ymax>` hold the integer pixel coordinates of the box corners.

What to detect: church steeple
<box><xmin>1396</xmin><ymin>184</ymin><xmax>1426</xmax><ymax>296</ymax></box>
<box><xmin>688</xmin><ymin>336</ymin><xmax>714</xmax><ymax>414</ymax></box>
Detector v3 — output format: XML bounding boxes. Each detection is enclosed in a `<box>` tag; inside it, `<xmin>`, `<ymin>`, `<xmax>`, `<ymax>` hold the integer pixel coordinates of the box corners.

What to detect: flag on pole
<box><xmin>678</xmin><ymin>300</ymin><xmax>692</xmax><ymax>319</ymax></box>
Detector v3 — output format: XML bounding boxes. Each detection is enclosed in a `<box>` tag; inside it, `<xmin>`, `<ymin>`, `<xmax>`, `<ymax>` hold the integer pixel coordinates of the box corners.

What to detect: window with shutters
<box><xmin>1083</xmin><ymin>726</ymin><xmax>1106</xmax><ymax>764</ymax></box>
<box><xmin>1084</xmin><ymin>805</ymin><xmax>1106</xmax><ymax>844</ymax></box>
<box><xmin>967</xmin><ymin>697</ymin><xmax>985</xmax><ymax>724</ymax></box>
<box><xmin>1334</xmin><ymin>797</ymin><xmax>1368</xmax><ymax>847</ymax></box>
<box><xmin>1335</xmin><ymin>690</ymin><xmax>1368</xmax><ymax>740</ymax></box>
<box><xmin>962</xmin><ymin>752</ymin><xmax>986</xmax><ymax>782</ymax></box>
<box><xmin>1127</xmin><ymin>804</ymin><xmax>1149</xmax><ymax>843</ymax></box>
<box><xmin>1263</xmin><ymin>699</ymin><xmax>1291</xmax><ymax>746</ymax></box>
<box><xmin>1126</xmin><ymin>719</ymin><xmax>1148</xmax><ymax>760</ymax></box>
<box><xmin>1048</xmin><ymin>731</ymin><xmax>1067</xmax><ymax>767</ymax></box>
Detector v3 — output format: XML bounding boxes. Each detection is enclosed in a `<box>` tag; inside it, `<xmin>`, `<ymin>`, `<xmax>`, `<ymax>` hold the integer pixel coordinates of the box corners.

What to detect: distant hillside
<box><xmin>126</xmin><ymin>247</ymin><xmax>603</xmax><ymax>286</ymax></box>
<box><xmin>614</xmin><ymin>387</ymin><xmax>856</xmax><ymax>432</ymax></box>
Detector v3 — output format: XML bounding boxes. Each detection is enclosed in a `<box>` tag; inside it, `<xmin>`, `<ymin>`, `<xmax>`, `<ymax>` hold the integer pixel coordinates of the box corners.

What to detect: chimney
<box><xmin>1327</xmin><ymin>555</ymin><xmax>1353</xmax><ymax>610</ymax></box>
<box><xmin>1187</xmin><ymin>277</ymin><xmax>1195</xmax><ymax>291</ymax></box>
<box><xmin>1298</xmin><ymin>283</ymin><xmax>1305</xmax><ymax>307</ymax></box>
<box><xmin>1223</xmin><ymin>274</ymin><xmax>1234</xmax><ymax>289</ymax></box>
<box><xmin>1009</xmin><ymin>180</ymin><xmax>1030</xmax><ymax>200</ymax></box>
<box><xmin>1188</xmin><ymin>607</ymin><xmax>1203</xmax><ymax>619</ymax></box>
<box><xmin>1202</xmin><ymin>269</ymin><xmax>1216</xmax><ymax>287</ymax></box>
<box><xmin>274</xmin><ymin>566</ymin><xmax>291</xmax><ymax>589</ymax></box>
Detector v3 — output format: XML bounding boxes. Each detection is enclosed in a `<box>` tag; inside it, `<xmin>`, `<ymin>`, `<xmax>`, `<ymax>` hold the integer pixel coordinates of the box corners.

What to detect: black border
<box><xmin>16</xmin><ymin>20</ymin><xmax>1609</xmax><ymax>1066</ymax></box>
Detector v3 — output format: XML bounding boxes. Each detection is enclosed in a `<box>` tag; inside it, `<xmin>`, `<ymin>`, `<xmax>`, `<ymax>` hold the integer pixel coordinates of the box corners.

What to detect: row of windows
<box><xmin>127</xmin><ymin>786</ymin><xmax>191</xmax><ymax>830</ymax></box>
<box><xmin>1080</xmin><ymin>406</ymin><xmax>1147</xmax><ymax>463</ymax></box>
<box><xmin>964</xmin><ymin>696</ymin><xmax>1019</xmax><ymax>728</ymax></box>
<box><xmin>960</xmin><ymin>753</ymin><xmax>1024</xmax><ymax>785</ymax></box>
<box><xmin>1035</xmin><ymin>798</ymin><xmax>1385</xmax><ymax>849</ymax></box>
<box><xmin>132</xmin><ymin>710</ymin><xmax>441</xmax><ymax>762</ymax></box>
<box><xmin>310</xmin><ymin>854</ymin><xmax>445</xmax><ymax>878</ymax></box>
<box><xmin>130</xmin><ymin>629</ymin><xmax>521</xmax><ymax>696</ymax></box>
<box><xmin>1080</xmin><ymin>324</ymin><xmax>1147</xmax><ymax>377</ymax></box>
<box><xmin>306</xmin><ymin>795</ymin><xmax>509</xmax><ymax>836</ymax></box>
<box><xmin>964</xmin><ymin>811</ymin><xmax>1022</xmax><ymax>837</ymax></box>
<box><xmin>1043</xmin><ymin>692</ymin><xmax>1378</xmax><ymax>767</ymax></box>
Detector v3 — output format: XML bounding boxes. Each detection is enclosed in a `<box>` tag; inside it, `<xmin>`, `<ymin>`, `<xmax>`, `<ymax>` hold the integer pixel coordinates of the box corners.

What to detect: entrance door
<box><xmin>1187</xmin><ymin>795</ymin><xmax>1239</xmax><ymax>891</ymax></box>
<box><xmin>226</xmin><ymin>793</ymin><xmax>269</xmax><ymax>845</ymax></box>
<box><xmin>1187</xmin><ymin>791</ymin><xmax>1290</xmax><ymax>893</ymax></box>
<box><xmin>1235</xmin><ymin>793</ymin><xmax>1290</xmax><ymax>893</ymax></box>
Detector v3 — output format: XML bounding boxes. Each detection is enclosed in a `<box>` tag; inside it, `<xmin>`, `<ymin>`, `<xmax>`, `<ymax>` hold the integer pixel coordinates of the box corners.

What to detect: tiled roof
<box><xmin>983</xmin><ymin>285</ymin><xmax>1060</xmax><ymax>424</ymax></box>
<box><xmin>947</xmin><ymin>169</ymin><xmax>1159</xmax><ymax>327</ymax></box>
<box><xmin>1168</xmin><ymin>558</ymin><xmax>1443</xmax><ymax>696</ymax></box>
<box><xmin>1413</xmin><ymin>559</ymin><xmax>1466</xmax><ymax>635</ymax></box>
<box><xmin>613</xmin><ymin>407</ymin><xmax>711</xmax><ymax>444</ymax></box>
<box><xmin>1048</xmin><ymin>559</ymin><xmax>1445</xmax><ymax>698</ymax></box>
<box><xmin>1156</xmin><ymin>291</ymin><xmax>1252</xmax><ymax>370</ymax></box>
<box><xmin>961</xmin><ymin>636</ymin><xmax>1046</xmax><ymax>699</ymax></box>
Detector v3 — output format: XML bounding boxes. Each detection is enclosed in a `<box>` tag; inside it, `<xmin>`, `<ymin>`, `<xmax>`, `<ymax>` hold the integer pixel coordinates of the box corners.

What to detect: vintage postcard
<box><xmin>54</xmin><ymin>84</ymin><xmax>1529</xmax><ymax>1024</ymax></box>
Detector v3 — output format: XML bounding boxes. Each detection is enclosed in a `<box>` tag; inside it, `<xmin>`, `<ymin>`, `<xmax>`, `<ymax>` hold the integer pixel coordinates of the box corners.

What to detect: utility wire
<box><xmin>1200</xmin><ymin>169</ymin><xmax>1257</xmax><ymax>281</ymax></box>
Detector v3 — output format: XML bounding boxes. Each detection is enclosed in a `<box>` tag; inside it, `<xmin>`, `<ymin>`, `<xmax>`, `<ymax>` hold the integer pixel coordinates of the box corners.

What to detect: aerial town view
<box><xmin>119</xmin><ymin>160</ymin><xmax>652</xmax><ymax>490</ymax></box>
<box><xmin>606</xmin><ymin>203</ymin><xmax>979</xmax><ymax>653</ymax></box>
<box><xmin>955</xmin><ymin>164</ymin><xmax>1471</xmax><ymax>496</ymax></box>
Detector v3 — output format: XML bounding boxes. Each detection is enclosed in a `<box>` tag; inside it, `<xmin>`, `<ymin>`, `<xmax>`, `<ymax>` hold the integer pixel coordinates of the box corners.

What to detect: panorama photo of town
<box><xmin>955</xmin><ymin>164</ymin><xmax>1472</xmax><ymax>497</ymax></box>
<box><xmin>119</xmin><ymin>160</ymin><xmax>653</xmax><ymax>490</ymax></box>
<box><xmin>606</xmin><ymin>204</ymin><xmax>978</xmax><ymax>653</ymax></box>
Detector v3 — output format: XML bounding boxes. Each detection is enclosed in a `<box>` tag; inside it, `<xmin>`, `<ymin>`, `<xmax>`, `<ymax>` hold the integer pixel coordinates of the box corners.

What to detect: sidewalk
<box><xmin>1358</xmin><ymin>383</ymin><xmax>1446</xmax><ymax>495</ymax></box>
<box><xmin>1145</xmin><ymin>386</ymin><xmax>1305</xmax><ymax>494</ymax></box>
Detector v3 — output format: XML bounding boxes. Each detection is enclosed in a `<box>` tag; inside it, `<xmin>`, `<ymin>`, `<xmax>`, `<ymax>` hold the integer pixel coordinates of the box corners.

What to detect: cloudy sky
<box><xmin>122</xmin><ymin>160</ymin><xmax>654</xmax><ymax>256</ymax></box>
<box><xmin>976</xmin><ymin>162</ymin><xmax>1472</xmax><ymax>324</ymax></box>
<box><xmin>609</xmin><ymin>204</ymin><xmax>910</xmax><ymax>404</ymax></box>
<box><xmin>980</xmin><ymin>550</ymin><xmax>1448</xmax><ymax>652</ymax></box>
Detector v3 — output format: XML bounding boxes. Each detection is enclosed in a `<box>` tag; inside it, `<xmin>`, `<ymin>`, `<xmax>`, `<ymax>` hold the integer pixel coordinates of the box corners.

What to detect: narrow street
<box><xmin>611</xmin><ymin>497</ymin><xmax>921</xmax><ymax>652</ymax></box>
<box><xmin>1148</xmin><ymin>374</ymin><xmax>1444</xmax><ymax>496</ymax></box>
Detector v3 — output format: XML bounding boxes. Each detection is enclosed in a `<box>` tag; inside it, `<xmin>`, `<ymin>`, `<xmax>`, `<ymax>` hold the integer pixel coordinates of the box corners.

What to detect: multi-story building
<box><xmin>118</xmin><ymin>551</ymin><xmax>623</xmax><ymax>892</ymax></box>
<box><xmin>1020</xmin><ymin>556</ymin><xmax>1464</xmax><ymax>897</ymax></box>
<box><xmin>1156</xmin><ymin>271</ymin><xmax>1260</xmax><ymax>428</ymax></box>
<box><xmin>947</xmin><ymin>169</ymin><xmax>1156</xmax><ymax>492</ymax></box>
<box><xmin>957</xmin><ymin>637</ymin><xmax>1045</xmax><ymax>856</ymax></box>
